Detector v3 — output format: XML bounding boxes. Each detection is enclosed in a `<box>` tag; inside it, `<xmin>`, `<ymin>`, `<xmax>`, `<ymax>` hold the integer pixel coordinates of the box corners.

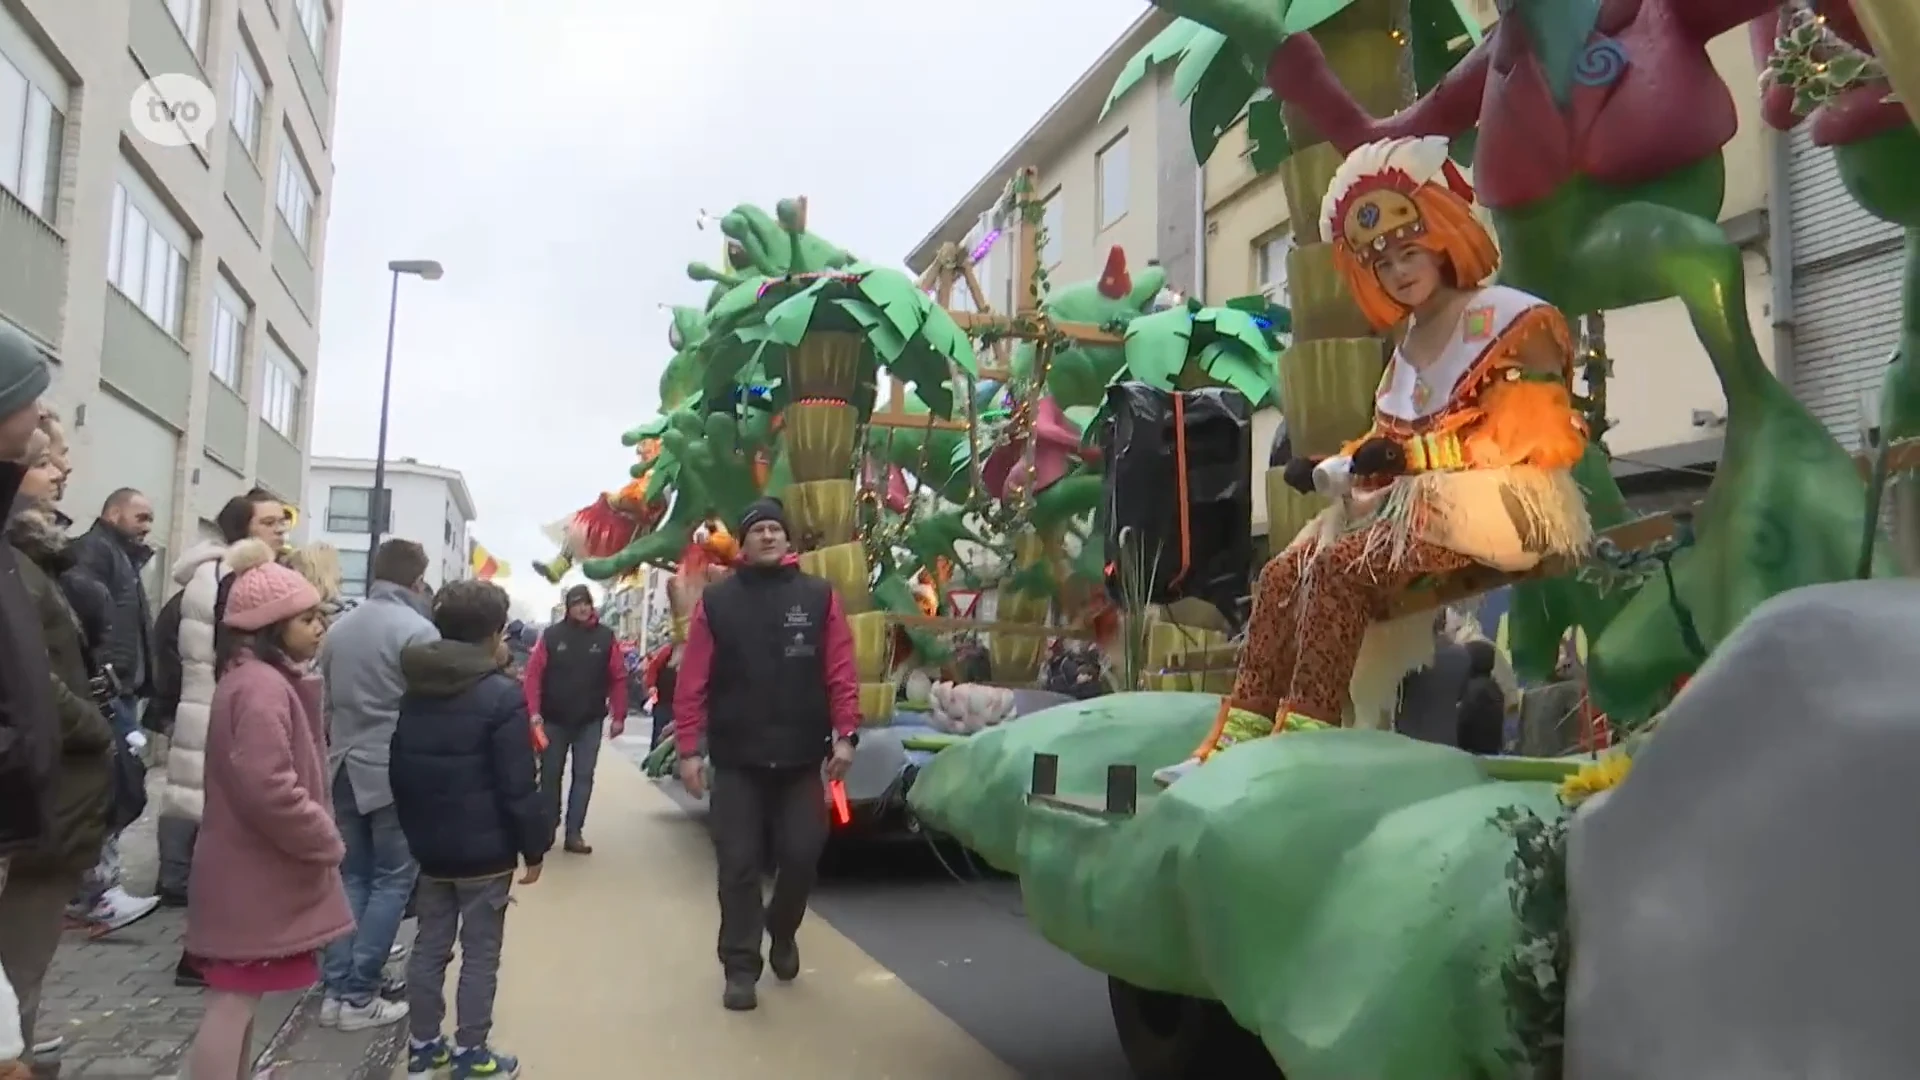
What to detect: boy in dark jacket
<box><xmin>390</xmin><ymin>581</ymin><xmax>547</xmax><ymax>1080</ymax></box>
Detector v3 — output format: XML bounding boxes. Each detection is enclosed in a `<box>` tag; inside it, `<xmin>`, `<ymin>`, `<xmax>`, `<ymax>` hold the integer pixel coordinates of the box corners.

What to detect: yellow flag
<box><xmin>471</xmin><ymin>544</ymin><xmax>508</xmax><ymax>581</ymax></box>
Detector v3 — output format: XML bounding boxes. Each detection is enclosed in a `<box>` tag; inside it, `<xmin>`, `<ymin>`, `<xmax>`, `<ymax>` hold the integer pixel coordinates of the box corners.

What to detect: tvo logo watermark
<box><xmin>129</xmin><ymin>74</ymin><xmax>217</xmax><ymax>149</ymax></box>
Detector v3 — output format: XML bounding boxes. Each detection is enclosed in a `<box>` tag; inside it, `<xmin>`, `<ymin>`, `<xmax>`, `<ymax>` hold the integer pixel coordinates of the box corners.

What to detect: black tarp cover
<box><xmin>1096</xmin><ymin>383</ymin><xmax>1253</xmax><ymax>629</ymax></box>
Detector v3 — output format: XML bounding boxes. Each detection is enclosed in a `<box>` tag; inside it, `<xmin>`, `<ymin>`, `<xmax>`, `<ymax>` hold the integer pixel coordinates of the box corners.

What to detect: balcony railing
<box><xmin>0</xmin><ymin>185</ymin><xmax>67</xmax><ymax>347</ymax></box>
<box><xmin>256</xmin><ymin>420</ymin><xmax>303</xmax><ymax>502</ymax></box>
<box><xmin>272</xmin><ymin>214</ymin><xmax>316</xmax><ymax>319</ymax></box>
<box><xmin>129</xmin><ymin>0</ymin><xmax>206</xmax><ymax>80</ymax></box>
<box><xmin>224</xmin><ymin>128</ymin><xmax>265</xmax><ymax>240</ymax></box>
<box><xmin>102</xmin><ymin>290</ymin><xmax>191</xmax><ymax>428</ymax></box>
<box><xmin>288</xmin><ymin>26</ymin><xmax>331</xmax><ymax>131</ymax></box>
<box><xmin>204</xmin><ymin>374</ymin><xmax>248</xmax><ymax>467</ymax></box>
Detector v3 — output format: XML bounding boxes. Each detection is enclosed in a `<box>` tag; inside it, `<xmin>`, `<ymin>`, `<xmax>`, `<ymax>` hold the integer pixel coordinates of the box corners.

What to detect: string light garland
<box><xmin>1763</xmin><ymin>1</ymin><xmax>1889</xmax><ymax>116</ymax></box>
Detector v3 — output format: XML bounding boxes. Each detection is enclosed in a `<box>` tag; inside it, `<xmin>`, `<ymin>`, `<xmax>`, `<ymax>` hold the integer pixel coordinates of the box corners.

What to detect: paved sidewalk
<box><xmin>33</xmin><ymin>772</ymin><xmax>405</xmax><ymax>1079</ymax></box>
<box><xmin>482</xmin><ymin>739</ymin><xmax>1020</xmax><ymax>1078</ymax></box>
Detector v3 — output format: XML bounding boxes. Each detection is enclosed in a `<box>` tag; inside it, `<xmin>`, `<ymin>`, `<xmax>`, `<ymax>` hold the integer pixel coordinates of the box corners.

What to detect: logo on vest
<box><xmin>783</xmin><ymin>605</ymin><xmax>816</xmax><ymax>658</ymax></box>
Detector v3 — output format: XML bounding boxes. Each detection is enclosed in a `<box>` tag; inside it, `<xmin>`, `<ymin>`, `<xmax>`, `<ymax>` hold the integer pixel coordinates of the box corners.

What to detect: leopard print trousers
<box><xmin>1228</xmin><ymin>526</ymin><xmax>1471</xmax><ymax>727</ymax></box>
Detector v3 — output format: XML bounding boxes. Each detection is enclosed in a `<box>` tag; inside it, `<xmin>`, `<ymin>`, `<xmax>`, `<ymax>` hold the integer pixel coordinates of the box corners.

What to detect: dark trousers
<box><xmin>407</xmin><ymin>874</ymin><xmax>511</xmax><ymax>1049</ymax></box>
<box><xmin>650</xmin><ymin>703</ymin><xmax>673</xmax><ymax>749</ymax></box>
<box><xmin>539</xmin><ymin>719</ymin><xmax>602</xmax><ymax>840</ymax></box>
<box><xmin>156</xmin><ymin>813</ymin><xmax>197</xmax><ymax>898</ymax></box>
<box><xmin>709</xmin><ymin>764</ymin><xmax>830</xmax><ymax>980</ymax></box>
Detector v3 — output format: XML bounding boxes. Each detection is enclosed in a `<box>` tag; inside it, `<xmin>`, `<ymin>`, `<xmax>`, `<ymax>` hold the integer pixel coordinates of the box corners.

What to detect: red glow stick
<box><xmin>828</xmin><ymin>779</ymin><xmax>851</xmax><ymax>825</ymax></box>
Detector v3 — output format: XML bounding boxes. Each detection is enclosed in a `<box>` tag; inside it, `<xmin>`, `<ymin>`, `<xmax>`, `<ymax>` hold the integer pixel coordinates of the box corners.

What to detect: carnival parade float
<box><xmin>544</xmin><ymin>0</ymin><xmax>1920</xmax><ymax>1070</ymax></box>
<box><xmin>898</xmin><ymin>1</ymin><xmax>1920</xmax><ymax>1077</ymax></box>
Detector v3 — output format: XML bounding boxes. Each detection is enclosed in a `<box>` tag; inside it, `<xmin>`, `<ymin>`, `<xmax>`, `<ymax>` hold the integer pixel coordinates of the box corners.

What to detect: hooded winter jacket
<box><xmin>159</xmin><ymin>540</ymin><xmax>229</xmax><ymax>822</ymax></box>
<box><xmin>390</xmin><ymin>640</ymin><xmax>549</xmax><ymax>880</ymax></box>
<box><xmin>6</xmin><ymin>502</ymin><xmax>114</xmax><ymax>877</ymax></box>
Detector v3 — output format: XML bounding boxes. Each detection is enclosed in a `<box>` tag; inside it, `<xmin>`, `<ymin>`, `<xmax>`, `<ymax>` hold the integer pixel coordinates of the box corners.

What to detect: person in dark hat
<box><xmin>673</xmin><ymin>496</ymin><xmax>861</xmax><ymax>1012</ymax></box>
<box><xmin>522</xmin><ymin>583</ymin><xmax>626</xmax><ymax>854</ymax></box>
<box><xmin>0</xmin><ymin>320</ymin><xmax>57</xmax><ymax>875</ymax></box>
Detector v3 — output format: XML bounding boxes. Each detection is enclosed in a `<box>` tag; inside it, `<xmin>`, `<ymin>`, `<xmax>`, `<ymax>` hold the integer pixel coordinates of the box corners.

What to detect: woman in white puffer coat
<box><xmin>151</xmin><ymin>490</ymin><xmax>288</xmax><ymax>985</ymax></box>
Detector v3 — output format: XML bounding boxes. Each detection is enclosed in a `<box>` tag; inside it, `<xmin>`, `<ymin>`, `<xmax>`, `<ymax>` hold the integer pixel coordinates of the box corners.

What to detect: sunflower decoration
<box><xmin>1557</xmin><ymin>752</ymin><xmax>1633</xmax><ymax>808</ymax></box>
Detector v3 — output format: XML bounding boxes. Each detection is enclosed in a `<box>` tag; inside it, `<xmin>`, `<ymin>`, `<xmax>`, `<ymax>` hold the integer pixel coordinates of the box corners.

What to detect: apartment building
<box><xmin>298</xmin><ymin>456</ymin><xmax>474</xmax><ymax>594</ymax></box>
<box><xmin>1</xmin><ymin>0</ymin><xmax>341</xmax><ymax>594</ymax></box>
<box><xmin>905</xmin><ymin>8</ymin><xmax>1198</xmax><ymax>318</ymax></box>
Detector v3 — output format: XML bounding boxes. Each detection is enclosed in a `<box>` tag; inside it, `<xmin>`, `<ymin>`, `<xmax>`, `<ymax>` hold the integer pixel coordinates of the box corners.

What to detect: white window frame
<box><xmin>0</xmin><ymin>35</ymin><xmax>65</xmax><ymax>222</ymax></box>
<box><xmin>106</xmin><ymin>169</ymin><xmax>192</xmax><ymax>339</ymax></box>
<box><xmin>275</xmin><ymin>143</ymin><xmax>315</xmax><ymax>250</ymax></box>
<box><xmin>166</xmin><ymin>0</ymin><xmax>204</xmax><ymax>56</ymax></box>
<box><xmin>1256</xmin><ymin>230</ymin><xmax>1294</xmax><ymax>305</ymax></box>
<box><xmin>262</xmin><ymin>337</ymin><xmax>304</xmax><ymax>439</ymax></box>
<box><xmin>1097</xmin><ymin>130</ymin><xmax>1129</xmax><ymax>231</ymax></box>
<box><xmin>209</xmin><ymin>276</ymin><xmax>249</xmax><ymax>390</ymax></box>
<box><xmin>229</xmin><ymin>47</ymin><xmax>265</xmax><ymax>160</ymax></box>
<box><xmin>1040</xmin><ymin>189</ymin><xmax>1063</xmax><ymax>270</ymax></box>
<box><xmin>292</xmin><ymin>0</ymin><xmax>328</xmax><ymax>59</ymax></box>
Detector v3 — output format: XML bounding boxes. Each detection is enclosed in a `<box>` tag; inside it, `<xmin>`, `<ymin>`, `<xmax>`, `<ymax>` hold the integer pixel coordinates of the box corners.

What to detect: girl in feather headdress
<box><xmin>1160</xmin><ymin>136</ymin><xmax>1593</xmax><ymax>784</ymax></box>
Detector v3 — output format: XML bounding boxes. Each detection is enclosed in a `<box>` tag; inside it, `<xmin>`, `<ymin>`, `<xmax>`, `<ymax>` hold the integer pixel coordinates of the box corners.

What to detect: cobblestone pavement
<box><xmin>33</xmin><ymin>772</ymin><xmax>405</xmax><ymax>1079</ymax></box>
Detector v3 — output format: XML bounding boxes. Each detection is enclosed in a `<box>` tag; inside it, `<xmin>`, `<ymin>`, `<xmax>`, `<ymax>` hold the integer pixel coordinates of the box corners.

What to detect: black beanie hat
<box><xmin>737</xmin><ymin>496</ymin><xmax>788</xmax><ymax>537</ymax></box>
<box><xmin>564</xmin><ymin>584</ymin><xmax>593</xmax><ymax>607</ymax></box>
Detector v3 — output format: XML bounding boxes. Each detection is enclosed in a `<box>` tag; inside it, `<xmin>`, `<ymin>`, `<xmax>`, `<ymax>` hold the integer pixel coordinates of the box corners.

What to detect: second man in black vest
<box><xmin>672</xmin><ymin>497</ymin><xmax>861</xmax><ymax>1012</ymax></box>
<box><xmin>524</xmin><ymin>584</ymin><xmax>627</xmax><ymax>854</ymax></box>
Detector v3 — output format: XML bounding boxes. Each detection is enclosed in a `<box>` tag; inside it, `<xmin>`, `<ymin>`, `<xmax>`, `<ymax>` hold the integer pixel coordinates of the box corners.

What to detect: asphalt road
<box><xmin>623</xmin><ymin>742</ymin><xmax>1133</xmax><ymax>1079</ymax></box>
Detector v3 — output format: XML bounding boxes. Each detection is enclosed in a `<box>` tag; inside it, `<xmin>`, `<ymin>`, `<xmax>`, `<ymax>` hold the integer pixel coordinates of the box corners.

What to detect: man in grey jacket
<box><xmin>317</xmin><ymin>539</ymin><xmax>436</xmax><ymax>1031</ymax></box>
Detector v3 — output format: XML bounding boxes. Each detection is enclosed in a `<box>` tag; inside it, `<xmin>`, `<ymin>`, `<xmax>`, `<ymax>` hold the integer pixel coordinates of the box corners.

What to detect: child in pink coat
<box><xmin>185</xmin><ymin>539</ymin><xmax>352</xmax><ymax>1078</ymax></box>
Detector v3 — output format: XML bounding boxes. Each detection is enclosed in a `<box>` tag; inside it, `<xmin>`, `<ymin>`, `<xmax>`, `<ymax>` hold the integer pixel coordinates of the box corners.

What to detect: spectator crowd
<box><xmin>0</xmin><ymin>326</ymin><xmax>627</xmax><ymax>1079</ymax></box>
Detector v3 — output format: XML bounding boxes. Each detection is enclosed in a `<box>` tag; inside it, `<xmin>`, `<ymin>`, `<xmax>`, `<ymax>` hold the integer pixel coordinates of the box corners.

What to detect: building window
<box><xmin>325</xmin><ymin>486</ymin><xmax>390</xmax><ymax>533</ymax></box>
<box><xmin>166</xmin><ymin>0</ymin><xmax>204</xmax><ymax>54</ymax></box>
<box><xmin>339</xmin><ymin>547</ymin><xmax>369</xmax><ymax>596</ymax></box>
<box><xmin>292</xmin><ymin>0</ymin><xmax>328</xmax><ymax>59</ymax></box>
<box><xmin>0</xmin><ymin>50</ymin><xmax>63</xmax><ymax>222</ymax></box>
<box><xmin>444</xmin><ymin>517</ymin><xmax>454</xmax><ymax>544</ymax></box>
<box><xmin>210</xmin><ymin>279</ymin><xmax>248</xmax><ymax>390</ymax></box>
<box><xmin>1256</xmin><ymin>230</ymin><xmax>1294</xmax><ymax>305</ymax></box>
<box><xmin>106</xmin><ymin>183</ymin><xmax>190</xmax><ymax>338</ymax></box>
<box><xmin>1040</xmin><ymin>189</ymin><xmax>1063</xmax><ymax>270</ymax></box>
<box><xmin>276</xmin><ymin>145</ymin><xmax>315</xmax><ymax>250</ymax></box>
<box><xmin>263</xmin><ymin>339</ymin><xmax>303</xmax><ymax>438</ymax></box>
<box><xmin>230</xmin><ymin>49</ymin><xmax>264</xmax><ymax>159</ymax></box>
<box><xmin>1097</xmin><ymin>131</ymin><xmax>1129</xmax><ymax>230</ymax></box>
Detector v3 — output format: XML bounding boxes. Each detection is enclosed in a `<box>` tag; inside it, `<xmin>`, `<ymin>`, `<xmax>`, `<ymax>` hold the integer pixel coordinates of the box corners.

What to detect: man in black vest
<box><xmin>673</xmin><ymin>497</ymin><xmax>860</xmax><ymax>1012</ymax></box>
<box><xmin>524</xmin><ymin>584</ymin><xmax>627</xmax><ymax>854</ymax></box>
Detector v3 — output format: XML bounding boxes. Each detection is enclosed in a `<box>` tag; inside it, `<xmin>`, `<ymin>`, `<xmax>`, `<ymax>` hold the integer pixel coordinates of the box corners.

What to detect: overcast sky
<box><xmin>308</xmin><ymin>0</ymin><xmax>1148</xmax><ymax>618</ymax></box>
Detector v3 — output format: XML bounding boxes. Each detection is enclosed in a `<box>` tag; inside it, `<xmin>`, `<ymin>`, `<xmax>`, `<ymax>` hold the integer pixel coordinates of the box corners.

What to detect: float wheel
<box><xmin>1107</xmin><ymin>977</ymin><xmax>1281</xmax><ymax>1079</ymax></box>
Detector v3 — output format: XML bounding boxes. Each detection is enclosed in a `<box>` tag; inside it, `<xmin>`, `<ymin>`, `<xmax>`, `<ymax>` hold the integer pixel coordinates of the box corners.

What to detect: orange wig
<box><xmin>1333</xmin><ymin>183</ymin><xmax>1500</xmax><ymax>332</ymax></box>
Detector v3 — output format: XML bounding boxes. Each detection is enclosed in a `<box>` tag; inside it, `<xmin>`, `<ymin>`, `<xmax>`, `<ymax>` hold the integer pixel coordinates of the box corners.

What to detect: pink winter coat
<box><xmin>186</xmin><ymin>652</ymin><xmax>352</xmax><ymax>961</ymax></box>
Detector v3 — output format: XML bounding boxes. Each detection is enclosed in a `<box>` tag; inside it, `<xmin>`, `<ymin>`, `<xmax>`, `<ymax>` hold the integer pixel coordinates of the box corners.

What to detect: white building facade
<box><xmin>3</xmin><ymin>0</ymin><xmax>345</xmax><ymax>600</ymax></box>
<box><xmin>298</xmin><ymin>455</ymin><xmax>475</xmax><ymax>593</ymax></box>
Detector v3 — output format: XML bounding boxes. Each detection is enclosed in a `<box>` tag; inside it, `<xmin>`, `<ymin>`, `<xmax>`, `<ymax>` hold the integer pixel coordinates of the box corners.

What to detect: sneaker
<box><xmin>379</xmin><ymin>975</ymin><xmax>407</xmax><ymax>1001</ymax></box>
<box><xmin>156</xmin><ymin>889</ymin><xmax>189</xmax><ymax>909</ymax></box>
<box><xmin>721</xmin><ymin>975</ymin><xmax>758</xmax><ymax>1012</ymax></box>
<box><xmin>335</xmin><ymin>997</ymin><xmax>409</xmax><ymax>1032</ymax></box>
<box><xmin>407</xmin><ymin>1037</ymin><xmax>452</xmax><ymax>1078</ymax></box>
<box><xmin>769</xmin><ymin>938</ymin><xmax>800</xmax><ymax>982</ymax></box>
<box><xmin>317</xmin><ymin>996</ymin><xmax>342</xmax><ymax>1028</ymax></box>
<box><xmin>84</xmin><ymin>888</ymin><xmax>160</xmax><ymax>933</ymax></box>
<box><xmin>388</xmin><ymin>941</ymin><xmax>412</xmax><ymax>964</ymax></box>
<box><xmin>451</xmin><ymin>1046</ymin><xmax>519</xmax><ymax>1079</ymax></box>
<box><xmin>30</xmin><ymin>1035</ymin><xmax>61</xmax><ymax>1056</ymax></box>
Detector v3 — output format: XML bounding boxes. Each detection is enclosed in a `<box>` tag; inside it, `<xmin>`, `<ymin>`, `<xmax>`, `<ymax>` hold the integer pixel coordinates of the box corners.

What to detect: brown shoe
<box><xmin>564</xmin><ymin>835</ymin><xmax>593</xmax><ymax>855</ymax></box>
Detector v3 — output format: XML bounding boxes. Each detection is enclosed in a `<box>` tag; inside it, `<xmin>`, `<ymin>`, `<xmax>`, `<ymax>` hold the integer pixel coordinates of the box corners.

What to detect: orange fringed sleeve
<box><xmin>1461</xmin><ymin>305</ymin><xmax>1588</xmax><ymax>470</ymax></box>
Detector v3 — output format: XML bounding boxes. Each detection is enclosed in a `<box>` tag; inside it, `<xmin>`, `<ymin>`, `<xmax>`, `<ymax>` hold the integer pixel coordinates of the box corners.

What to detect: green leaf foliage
<box><xmin>1103</xmin><ymin>20</ymin><xmax>1205</xmax><ymax>117</ymax></box>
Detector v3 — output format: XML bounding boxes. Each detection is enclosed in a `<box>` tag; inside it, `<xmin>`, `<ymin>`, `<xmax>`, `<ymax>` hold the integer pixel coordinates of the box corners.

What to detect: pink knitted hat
<box><xmin>222</xmin><ymin>538</ymin><xmax>321</xmax><ymax>631</ymax></box>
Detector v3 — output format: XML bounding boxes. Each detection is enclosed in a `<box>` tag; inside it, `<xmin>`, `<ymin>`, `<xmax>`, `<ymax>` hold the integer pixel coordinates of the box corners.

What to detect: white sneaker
<box><xmin>335</xmin><ymin>997</ymin><xmax>409</xmax><ymax>1032</ymax></box>
<box><xmin>388</xmin><ymin>941</ymin><xmax>411</xmax><ymax>963</ymax></box>
<box><xmin>31</xmin><ymin>1034</ymin><xmax>62</xmax><ymax>1055</ymax></box>
<box><xmin>317</xmin><ymin>996</ymin><xmax>342</xmax><ymax>1028</ymax></box>
<box><xmin>87</xmin><ymin>888</ymin><xmax>160</xmax><ymax>932</ymax></box>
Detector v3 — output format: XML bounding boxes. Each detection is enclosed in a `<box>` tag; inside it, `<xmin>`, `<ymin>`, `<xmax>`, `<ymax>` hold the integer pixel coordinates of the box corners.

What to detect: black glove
<box><xmin>1282</xmin><ymin>456</ymin><xmax>1322</xmax><ymax>495</ymax></box>
<box><xmin>1350</xmin><ymin>437</ymin><xmax>1408</xmax><ymax>477</ymax></box>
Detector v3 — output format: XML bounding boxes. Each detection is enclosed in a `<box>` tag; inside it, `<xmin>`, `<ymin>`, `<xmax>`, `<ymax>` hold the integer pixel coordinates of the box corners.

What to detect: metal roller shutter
<box><xmin>1787</xmin><ymin>126</ymin><xmax>1905</xmax><ymax>446</ymax></box>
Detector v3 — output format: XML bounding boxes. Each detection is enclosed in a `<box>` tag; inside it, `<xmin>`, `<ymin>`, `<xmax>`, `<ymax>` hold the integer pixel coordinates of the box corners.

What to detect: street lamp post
<box><xmin>368</xmin><ymin>259</ymin><xmax>443</xmax><ymax>589</ymax></box>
